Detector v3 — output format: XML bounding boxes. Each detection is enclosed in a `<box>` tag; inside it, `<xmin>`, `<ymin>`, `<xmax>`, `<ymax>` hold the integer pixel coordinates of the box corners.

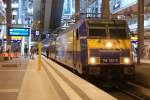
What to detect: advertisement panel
<box><xmin>63</xmin><ymin>0</ymin><xmax>72</xmax><ymax>15</ymax></box>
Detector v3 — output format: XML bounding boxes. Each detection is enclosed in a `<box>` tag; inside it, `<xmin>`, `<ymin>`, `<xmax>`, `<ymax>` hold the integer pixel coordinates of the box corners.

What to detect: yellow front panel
<box><xmin>87</xmin><ymin>39</ymin><xmax>133</xmax><ymax>65</ymax></box>
<box><xmin>87</xmin><ymin>39</ymin><xmax>131</xmax><ymax>49</ymax></box>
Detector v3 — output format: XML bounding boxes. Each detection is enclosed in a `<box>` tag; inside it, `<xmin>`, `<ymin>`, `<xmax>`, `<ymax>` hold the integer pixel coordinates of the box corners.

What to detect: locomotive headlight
<box><xmin>124</xmin><ymin>58</ymin><xmax>130</xmax><ymax>64</ymax></box>
<box><xmin>90</xmin><ymin>57</ymin><xmax>96</xmax><ymax>64</ymax></box>
<box><xmin>106</xmin><ymin>42</ymin><xmax>112</xmax><ymax>49</ymax></box>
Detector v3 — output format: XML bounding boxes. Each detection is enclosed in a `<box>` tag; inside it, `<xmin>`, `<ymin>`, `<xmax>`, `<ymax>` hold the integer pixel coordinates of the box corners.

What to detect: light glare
<box><xmin>106</xmin><ymin>42</ymin><xmax>112</xmax><ymax>49</ymax></box>
<box><xmin>90</xmin><ymin>57</ymin><xmax>95</xmax><ymax>64</ymax></box>
<box><xmin>124</xmin><ymin>58</ymin><xmax>130</xmax><ymax>64</ymax></box>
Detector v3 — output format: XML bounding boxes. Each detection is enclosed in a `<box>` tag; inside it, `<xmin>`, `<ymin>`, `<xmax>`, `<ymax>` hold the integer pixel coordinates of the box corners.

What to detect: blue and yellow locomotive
<box><xmin>45</xmin><ymin>19</ymin><xmax>135</xmax><ymax>82</ymax></box>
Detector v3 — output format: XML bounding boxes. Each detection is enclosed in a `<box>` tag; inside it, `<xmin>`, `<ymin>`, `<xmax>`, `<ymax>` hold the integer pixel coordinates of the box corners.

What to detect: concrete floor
<box><xmin>0</xmin><ymin>58</ymin><xmax>28</xmax><ymax>100</ymax></box>
<box><xmin>17</xmin><ymin>60</ymin><xmax>61</xmax><ymax>100</ymax></box>
<box><xmin>134</xmin><ymin>63</ymin><xmax>150</xmax><ymax>89</ymax></box>
<box><xmin>0</xmin><ymin>57</ymin><xmax>117</xmax><ymax>100</ymax></box>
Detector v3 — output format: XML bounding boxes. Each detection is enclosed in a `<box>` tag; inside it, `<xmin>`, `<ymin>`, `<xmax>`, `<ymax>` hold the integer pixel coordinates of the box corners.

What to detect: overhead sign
<box><xmin>36</xmin><ymin>31</ymin><xmax>39</xmax><ymax>36</ymax></box>
<box><xmin>8</xmin><ymin>28</ymin><xmax>30</xmax><ymax>36</ymax></box>
<box><xmin>3</xmin><ymin>35</ymin><xmax>22</xmax><ymax>42</ymax></box>
<box><xmin>131</xmin><ymin>36</ymin><xmax>138</xmax><ymax>40</ymax></box>
<box><xmin>11</xmin><ymin>36</ymin><xmax>22</xmax><ymax>41</ymax></box>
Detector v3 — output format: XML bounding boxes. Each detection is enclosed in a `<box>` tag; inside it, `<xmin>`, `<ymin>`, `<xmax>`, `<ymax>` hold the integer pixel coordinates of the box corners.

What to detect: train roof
<box><xmin>59</xmin><ymin>19</ymin><xmax>84</xmax><ymax>34</ymax></box>
<box><xmin>86</xmin><ymin>19</ymin><xmax>127</xmax><ymax>27</ymax></box>
<box><xmin>57</xmin><ymin>19</ymin><xmax>128</xmax><ymax>35</ymax></box>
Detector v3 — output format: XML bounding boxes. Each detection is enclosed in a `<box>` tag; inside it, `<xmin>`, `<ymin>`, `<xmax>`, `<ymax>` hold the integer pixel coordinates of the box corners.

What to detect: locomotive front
<box><xmin>86</xmin><ymin>20</ymin><xmax>135</xmax><ymax>78</ymax></box>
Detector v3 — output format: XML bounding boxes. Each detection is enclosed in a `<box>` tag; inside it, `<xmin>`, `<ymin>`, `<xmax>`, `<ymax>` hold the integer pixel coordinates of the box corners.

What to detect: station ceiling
<box><xmin>114</xmin><ymin>0</ymin><xmax>150</xmax><ymax>15</ymax></box>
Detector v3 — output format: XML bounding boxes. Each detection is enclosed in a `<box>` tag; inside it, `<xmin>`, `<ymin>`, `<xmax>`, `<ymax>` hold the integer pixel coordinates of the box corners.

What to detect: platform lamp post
<box><xmin>6</xmin><ymin>0</ymin><xmax>12</xmax><ymax>59</ymax></box>
<box><xmin>137</xmin><ymin>0</ymin><xmax>144</xmax><ymax>64</ymax></box>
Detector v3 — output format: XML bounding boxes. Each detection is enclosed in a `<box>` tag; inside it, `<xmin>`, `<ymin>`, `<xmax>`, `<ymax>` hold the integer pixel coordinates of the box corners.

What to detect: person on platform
<box><xmin>30</xmin><ymin>47</ymin><xmax>35</xmax><ymax>59</ymax></box>
<box><xmin>24</xmin><ymin>45</ymin><xmax>28</xmax><ymax>58</ymax></box>
<box><xmin>46</xmin><ymin>47</ymin><xmax>49</xmax><ymax>58</ymax></box>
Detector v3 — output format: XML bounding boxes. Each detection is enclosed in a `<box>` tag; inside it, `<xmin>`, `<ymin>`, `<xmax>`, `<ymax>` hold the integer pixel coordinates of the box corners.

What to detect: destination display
<box><xmin>8</xmin><ymin>28</ymin><xmax>30</xmax><ymax>36</ymax></box>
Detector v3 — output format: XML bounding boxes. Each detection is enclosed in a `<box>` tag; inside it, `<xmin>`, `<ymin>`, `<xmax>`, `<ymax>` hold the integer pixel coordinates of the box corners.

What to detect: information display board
<box><xmin>8</xmin><ymin>28</ymin><xmax>30</xmax><ymax>36</ymax></box>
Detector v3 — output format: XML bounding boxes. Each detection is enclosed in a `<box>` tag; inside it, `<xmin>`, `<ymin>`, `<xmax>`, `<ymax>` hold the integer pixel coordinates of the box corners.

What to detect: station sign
<box><xmin>131</xmin><ymin>36</ymin><xmax>138</xmax><ymax>40</ymax></box>
<box><xmin>11</xmin><ymin>36</ymin><xmax>22</xmax><ymax>41</ymax></box>
<box><xmin>3</xmin><ymin>35</ymin><xmax>22</xmax><ymax>42</ymax></box>
<box><xmin>8</xmin><ymin>28</ymin><xmax>30</xmax><ymax>36</ymax></box>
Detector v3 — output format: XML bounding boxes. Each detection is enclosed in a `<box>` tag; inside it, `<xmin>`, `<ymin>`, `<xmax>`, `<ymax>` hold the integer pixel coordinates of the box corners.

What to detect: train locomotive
<box><xmin>43</xmin><ymin>19</ymin><xmax>135</xmax><ymax>83</ymax></box>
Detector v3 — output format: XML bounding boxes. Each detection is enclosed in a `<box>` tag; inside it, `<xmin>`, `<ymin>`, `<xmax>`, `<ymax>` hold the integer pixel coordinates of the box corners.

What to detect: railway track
<box><xmin>107</xmin><ymin>83</ymin><xmax>150</xmax><ymax>100</ymax></box>
<box><xmin>115</xmin><ymin>87</ymin><xmax>147</xmax><ymax>100</ymax></box>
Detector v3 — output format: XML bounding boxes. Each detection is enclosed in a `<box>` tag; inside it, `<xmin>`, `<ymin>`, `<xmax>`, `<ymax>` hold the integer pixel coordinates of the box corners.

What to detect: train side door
<box><xmin>73</xmin><ymin>29</ymin><xmax>79</xmax><ymax>70</ymax></box>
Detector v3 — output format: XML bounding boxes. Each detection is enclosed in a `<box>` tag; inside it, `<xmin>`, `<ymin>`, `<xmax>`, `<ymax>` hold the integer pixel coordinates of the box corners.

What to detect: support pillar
<box><xmin>6</xmin><ymin>0</ymin><xmax>12</xmax><ymax>50</ymax></box>
<box><xmin>137</xmin><ymin>0</ymin><xmax>144</xmax><ymax>64</ymax></box>
<box><xmin>75</xmin><ymin>0</ymin><xmax>80</xmax><ymax>20</ymax></box>
<box><xmin>101</xmin><ymin>0</ymin><xmax>110</xmax><ymax>20</ymax></box>
<box><xmin>18</xmin><ymin>0</ymin><xmax>23</xmax><ymax>24</ymax></box>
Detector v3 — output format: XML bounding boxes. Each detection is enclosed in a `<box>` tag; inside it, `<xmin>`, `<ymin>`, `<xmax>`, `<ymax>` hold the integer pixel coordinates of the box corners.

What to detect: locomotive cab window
<box><xmin>109</xmin><ymin>28</ymin><xmax>127</xmax><ymax>39</ymax></box>
<box><xmin>89</xmin><ymin>28</ymin><xmax>106</xmax><ymax>38</ymax></box>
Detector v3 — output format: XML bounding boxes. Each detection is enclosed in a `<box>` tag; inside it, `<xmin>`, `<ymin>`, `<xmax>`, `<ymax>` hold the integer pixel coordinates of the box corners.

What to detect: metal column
<box><xmin>40</xmin><ymin>0</ymin><xmax>46</xmax><ymax>32</ymax></box>
<box><xmin>101</xmin><ymin>0</ymin><xmax>110</xmax><ymax>19</ymax></box>
<box><xmin>75</xmin><ymin>0</ymin><xmax>80</xmax><ymax>20</ymax></box>
<box><xmin>75</xmin><ymin>0</ymin><xmax>80</xmax><ymax>13</ymax></box>
<box><xmin>6</xmin><ymin>0</ymin><xmax>12</xmax><ymax>46</ymax></box>
<box><xmin>137</xmin><ymin>0</ymin><xmax>144</xmax><ymax>64</ymax></box>
<box><xmin>19</xmin><ymin>0</ymin><xmax>23</xmax><ymax>24</ymax></box>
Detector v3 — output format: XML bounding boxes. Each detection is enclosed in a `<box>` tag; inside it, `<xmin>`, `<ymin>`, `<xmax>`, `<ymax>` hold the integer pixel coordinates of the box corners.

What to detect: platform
<box><xmin>0</xmin><ymin>57</ymin><xmax>28</xmax><ymax>100</ymax></box>
<box><xmin>134</xmin><ymin>59</ymin><xmax>150</xmax><ymax>89</ymax></box>
<box><xmin>0</xmin><ymin>56</ymin><xmax>117</xmax><ymax>100</ymax></box>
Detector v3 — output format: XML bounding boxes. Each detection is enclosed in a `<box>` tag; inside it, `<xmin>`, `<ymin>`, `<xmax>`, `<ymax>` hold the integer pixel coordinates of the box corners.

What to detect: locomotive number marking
<box><xmin>101</xmin><ymin>58</ymin><xmax>119</xmax><ymax>63</ymax></box>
